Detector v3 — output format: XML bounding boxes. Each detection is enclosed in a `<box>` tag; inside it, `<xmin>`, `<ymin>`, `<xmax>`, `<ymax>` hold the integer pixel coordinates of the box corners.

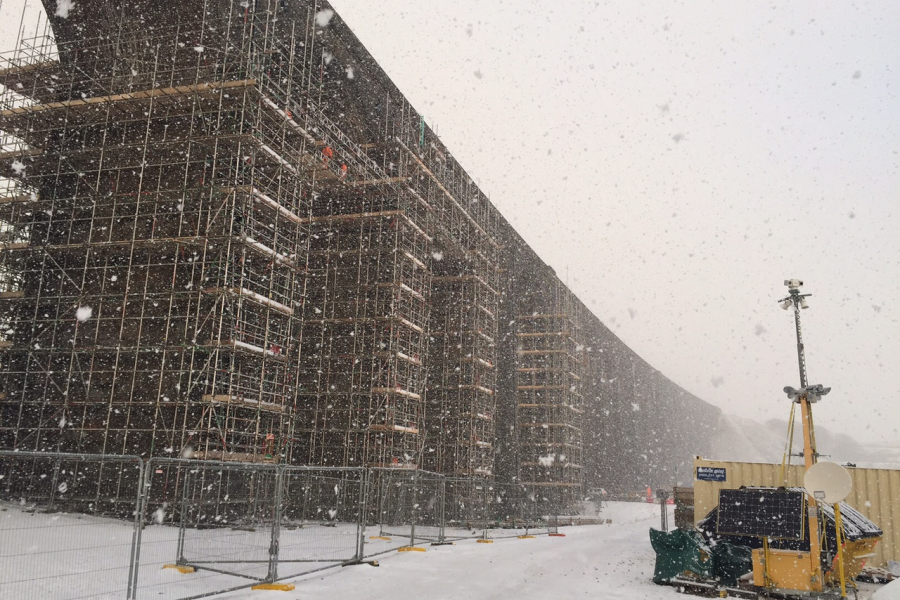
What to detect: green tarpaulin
<box><xmin>650</xmin><ymin>529</ymin><xmax>713</xmax><ymax>583</ymax></box>
<box><xmin>650</xmin><ymin>528</ymin><xmax>752</xmax><ymax>586</ymax></box>
<box><xmin>711</xmin><ymin>541</ymin><xmax>753</xmax><ymax>586</ymax></box>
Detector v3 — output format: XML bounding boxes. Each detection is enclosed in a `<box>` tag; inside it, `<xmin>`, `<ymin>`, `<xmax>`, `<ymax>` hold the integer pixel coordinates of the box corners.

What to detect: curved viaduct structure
<box><xmin>0</xmin><ymin>0</ymin><xmax>719</xmax><ymax>505</ymax></box>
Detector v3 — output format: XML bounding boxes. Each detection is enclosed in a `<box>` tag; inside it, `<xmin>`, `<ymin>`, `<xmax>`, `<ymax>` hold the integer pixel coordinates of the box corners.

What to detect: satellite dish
<box><xmin>804</xmin><ymin>461</ymin><xmax>852</xmax><ymax>504</ymax></box>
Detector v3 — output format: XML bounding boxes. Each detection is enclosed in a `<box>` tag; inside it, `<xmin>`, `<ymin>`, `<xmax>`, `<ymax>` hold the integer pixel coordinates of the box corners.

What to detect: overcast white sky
<box><xmin>328</xmin><ymin>0</ymin><xmax>900</xmax><ymax>447</ymax></box>
<box><xmin>3</xmin><ymin>1</ymin><xmax>898</xmax><ymax>446</ymax></box>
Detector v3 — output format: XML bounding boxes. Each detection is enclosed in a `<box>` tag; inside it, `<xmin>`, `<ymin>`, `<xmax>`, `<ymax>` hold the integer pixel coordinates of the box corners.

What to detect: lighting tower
<box><xmin>777</xmin><ymin>279</ymin><xmax>831</xmax><ymax>592</ymax></box>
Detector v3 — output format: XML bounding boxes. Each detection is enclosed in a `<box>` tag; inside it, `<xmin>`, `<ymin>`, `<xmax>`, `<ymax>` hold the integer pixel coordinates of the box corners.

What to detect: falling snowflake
<box><xmin>55</xmin><ymin>0</ymin><xmax>75</xmax><ymax>19</ymax></box>
<box><xmin>75</xmin><ymin>306</ymin><xmax>93</xmax><ymax>322</ymax></box>
<box><xmin>10</xmin><ymin>160</ymin><xmax>25</xmax><ymax>175</ymax></box>
<box><xmin>315</xmin><ymin>9</ymin><xmax>334</xmax><ymax>27</ymax></box>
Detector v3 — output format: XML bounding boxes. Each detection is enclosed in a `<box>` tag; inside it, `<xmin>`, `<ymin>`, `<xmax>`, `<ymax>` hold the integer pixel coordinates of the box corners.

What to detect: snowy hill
<box><xmin>709</xmin><ymin>413</ymin><xmax>897</xmax><ymax>468</ymax></box>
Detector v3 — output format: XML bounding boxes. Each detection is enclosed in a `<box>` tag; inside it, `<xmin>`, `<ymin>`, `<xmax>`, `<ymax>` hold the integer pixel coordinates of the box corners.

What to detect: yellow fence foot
<box><xmin>251</xmin><ymin>583</ymin><xmax>296</xmax><ymax>591</ymax></box>
<box><xmin>398</xmin><ymin>546</ymin><xmax>426</xmax><ymax>552</ymax></box>
<box><xmin>518</xmin><ymin>535</ymin><xmax>536</xmax><ymax>539</ymax></box>
<box><xmin>369</xmin><ymin>535</ymin><xmax>391</xmax><ymax>540</ymax></box>
<box><xmin>549</xmin><ymin>533</ymin><xmax>566</xmax><ymax>537</ymax></box>
<box><xmin>162</xmin><ymin>564</ymin><xmax>195</xmax><ymax>574</ymax></box>
<box><xmin>476</xmin><ymin>539</ymin><xmax>494</xmax><ymax>544</ymax></box>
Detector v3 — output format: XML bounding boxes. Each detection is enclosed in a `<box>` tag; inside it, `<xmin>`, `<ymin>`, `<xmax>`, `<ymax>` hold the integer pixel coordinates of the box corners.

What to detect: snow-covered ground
<box><xmin>233</xmin><ymin>501</ymin><xmax>883</xmax><ymax>600</ymax></box>
<box><xmin>1</xmin><ymin>500</ymin><xmax>885</xmax><ymax>600</ymax></box>
<box><xmin>2</xmin><ymin>502</ymin><xmax>365</xmax><ymax>599</ymax></box>
<box><xmin>1</xmin><ymin>500</ymin><xmax>677</xmax><ymax>599</ymax></box>
<box><xmin>229</xmin><ymin>501</ymin><xmax>683</xmax><ymax>600</ymax></box>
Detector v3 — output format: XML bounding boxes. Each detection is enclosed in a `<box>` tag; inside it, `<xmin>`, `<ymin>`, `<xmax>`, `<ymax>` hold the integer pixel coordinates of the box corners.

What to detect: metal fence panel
<box><xmin>442</xmin><ymin>480</ymin><xmax>553</xmax><ymax>541</ymax></box>
<box><xmin>442</xmin><ymin>478</ymin><xmax>486</xmax><ymax>542</ymax></box>
<box><xmin>485</xmin><ymin>483</ymin><xmax>552</xmax><ymax>539</ymax></box>
<box><xmin>133</xmin><ymin>458</ymin><xmax>280</xmax><ymax>600</ymax></box>
<box><xmin>520</xmin><ymin>485</ymin><xmax>554</xmax><ymax>536</ymax></box>
<box><xmin>365</xmin><ymin>468</ymin><xmax>445</xmax><ymax>555</ymax></box>
<box><xmin>363</xmin><ymin>468</ymin><xmax>412</xmax><ymax>555</ymax></box>
<box><xmin>277</xmin><ymin>466</ymin><xmax>366</xmax><ymax>578</ymax></box>
<box><xmin>410</xmin><ymin>471</ymin><xmax>444</xmax><ymax>544</ymax></box>
<box><xmin>1</xmin><ymin>451</ymin><xmax>564</xmax><ymax>600</ymax></box>
<box><xmin>0</xmin><ymin>451</ymin><xmax>143</xmax><ymax>600</ymax></box>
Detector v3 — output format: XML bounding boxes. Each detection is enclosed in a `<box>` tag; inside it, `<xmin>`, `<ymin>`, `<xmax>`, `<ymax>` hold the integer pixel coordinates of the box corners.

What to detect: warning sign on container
<box><xmin>696</xmin><ymin>466</ymin><xmax>726</xmax><ymax>482</ymax></box>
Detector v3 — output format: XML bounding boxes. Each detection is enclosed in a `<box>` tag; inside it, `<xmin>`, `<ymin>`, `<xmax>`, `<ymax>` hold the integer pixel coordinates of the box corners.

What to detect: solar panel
<box><xmin>716</xmin><ymin>488</ymin><xmax>806</xmax><ymax>540</ymax></box>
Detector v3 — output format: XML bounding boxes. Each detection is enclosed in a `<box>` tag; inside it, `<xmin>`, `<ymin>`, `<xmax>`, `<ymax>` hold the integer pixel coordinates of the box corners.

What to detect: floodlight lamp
<box><xmin>808</xmin><ymin>384</ymin><xmax>831</xmax><ymax>396</ymax></box>
<box><xmin>780</xmin><ymin>299</ymin><xmax>792</xmax><ymax>310</ymax></box>
<box><xmin>800</xmin><ymin>297</ymin><xmax>809</xmax><ymax>310</ymax></box>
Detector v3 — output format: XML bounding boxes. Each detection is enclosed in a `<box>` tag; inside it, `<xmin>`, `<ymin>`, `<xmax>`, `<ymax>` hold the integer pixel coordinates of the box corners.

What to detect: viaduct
<box><xmin>0</xmin><ymin>0</ymin><xmax>721</xmax><ymax>508</ymax></box>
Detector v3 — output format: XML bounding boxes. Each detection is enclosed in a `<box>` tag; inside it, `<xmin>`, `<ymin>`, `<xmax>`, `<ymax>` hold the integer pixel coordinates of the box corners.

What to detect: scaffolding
<box><xmin>0</xmin><ymin>0</ymin><xmax>503</xmax><ymax>485</ymax></box>
<box><xmin>418</xmin><ymin>161</ymin><xmax>500</xmax><ymax>479</ymax></box>
<box><xmin>514</xmin><ymin>281</ymin><xmax>585</xmax><ymax>508</ymax></box>
<box><xmin>295</xmin><ymin>178</ymin><xmax>433</xmax><ymax>469</ymax></box>
<box><xmin>0</xmin><ymin>4</ymin><xmax>317</xmax><ymax>463</ymax></box>
<box><xmin>0</xmin><ymin>0</ymin><xmax>723</xmax><ymax>510</ymax></box>
<box><xmin>361</xmin><ymin>96</ymin><xmax>503</xmax><ymax>483</ymax></box>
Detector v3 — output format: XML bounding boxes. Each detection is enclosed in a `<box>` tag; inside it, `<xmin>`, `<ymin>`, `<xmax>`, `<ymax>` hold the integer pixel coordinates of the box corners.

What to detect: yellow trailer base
<box><xmin>752</xmin><ymin>548</ymin><xmax>817</xmax><ymax>591</ymax></box>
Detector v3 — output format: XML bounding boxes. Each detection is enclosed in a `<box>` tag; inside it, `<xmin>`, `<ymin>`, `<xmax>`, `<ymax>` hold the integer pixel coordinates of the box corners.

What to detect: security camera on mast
<box><xmin>777</xmin><ymin>279</ymin><xmax>820</xmax><ymax>390</ymax></box>
<box><xmin>774</xmin><ymin>279</ymin><xmax>848</xmax><ymax>596</ymax></box>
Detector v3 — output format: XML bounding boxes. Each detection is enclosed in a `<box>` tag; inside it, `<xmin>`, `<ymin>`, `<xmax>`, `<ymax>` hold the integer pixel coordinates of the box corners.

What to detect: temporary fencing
<box><xmin>0</xmin><ymin>451</ymin><xmax>559</xmax><ymax>599</ymax></box>
<box><xmin>0</xmin><ymin>451</ymin><xmax>144</xmax><ymax>600</ymax></box>
<box><xmin>367</xmin><ymin>468</ymin><xmax>446</xmax><ymax>553</ymax></box>
<box><xmin>443</xmin><ymin>479</ymin><xmax>555</xmax><ymax>542</ymax></box>
<box><xmin>134</xmin><ymin>460</ymin><xmax>369</xmax><ymax>599</ymax></box>
<box><xmin>135</xmin><ymin>459</ymin><xmax>284</xmax><ymax>599</ymax></box>
<box><xmin>277</xmin><ymin>466</ymin><xmax>367</xmax><ymax>577</ymax></box>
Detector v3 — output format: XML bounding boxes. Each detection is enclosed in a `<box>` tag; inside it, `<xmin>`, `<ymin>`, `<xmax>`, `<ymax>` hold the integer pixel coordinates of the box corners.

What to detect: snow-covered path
<box><xmin>230</xmin><ymin>502</ymin><xmax>681</xmax><ymax>600</ymax></box>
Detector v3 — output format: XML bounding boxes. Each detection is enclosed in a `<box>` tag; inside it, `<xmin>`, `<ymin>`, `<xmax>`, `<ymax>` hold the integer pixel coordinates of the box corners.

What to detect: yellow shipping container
<box><xmin>693</xmin><ymin>457</ymin><xmax>900</xmax><ymax>569</ymax></box>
